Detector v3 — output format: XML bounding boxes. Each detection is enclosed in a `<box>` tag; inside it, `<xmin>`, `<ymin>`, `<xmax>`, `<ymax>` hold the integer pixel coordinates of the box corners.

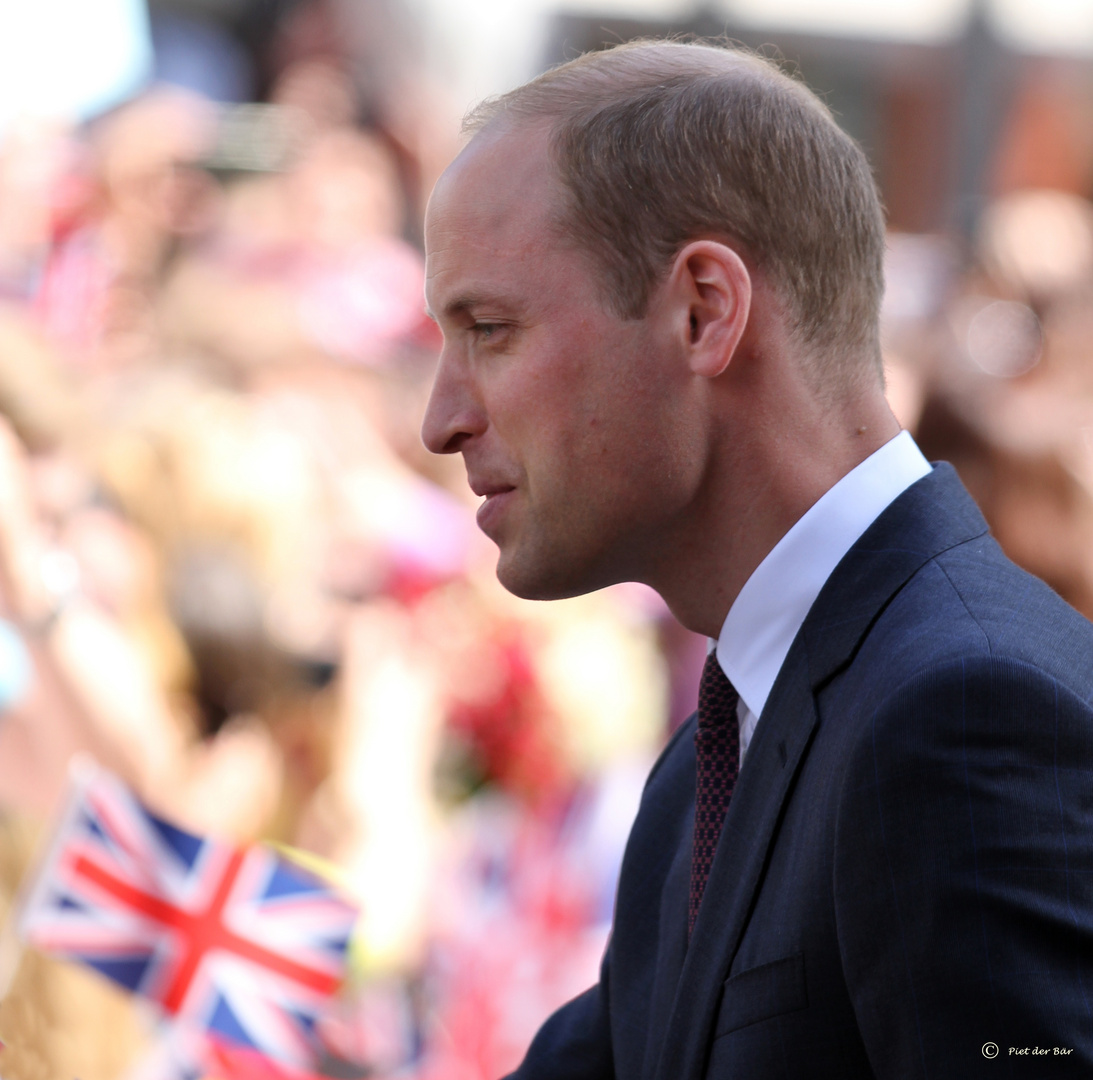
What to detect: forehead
<box><xmin>425</xmin><ymin>128</ymin><xmax>573</xmax><ymax>312</ymax></box>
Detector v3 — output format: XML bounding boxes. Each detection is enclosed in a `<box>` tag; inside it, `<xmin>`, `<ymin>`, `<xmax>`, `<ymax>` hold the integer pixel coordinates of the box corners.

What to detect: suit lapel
<box><xmin>649</xmin><ymin>654</ymin><xmax>819</xmax><ymax>1080</ymax></box>
<box><xmin>648</xmin><ymin>464</ymin><xmax>990</xmax><ymax>1080</ymax></box>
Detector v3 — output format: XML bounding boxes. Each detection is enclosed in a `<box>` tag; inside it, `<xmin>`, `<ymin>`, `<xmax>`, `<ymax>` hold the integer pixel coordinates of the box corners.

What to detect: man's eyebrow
<box><xmin>425</xmin><ymin>294</ymin><xmax>499</xmax><ymax>322</ymax></box>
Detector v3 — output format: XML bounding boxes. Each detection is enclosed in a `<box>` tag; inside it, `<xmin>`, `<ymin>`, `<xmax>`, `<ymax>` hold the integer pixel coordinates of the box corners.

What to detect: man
<box><xmin>421</xmin><ymin>40</ymin><xmax>1093</xmax><ymax>1079</ymax></box>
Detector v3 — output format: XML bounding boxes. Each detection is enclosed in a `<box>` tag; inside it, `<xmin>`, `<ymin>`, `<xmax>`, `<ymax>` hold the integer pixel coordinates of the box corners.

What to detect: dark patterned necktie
<box><xmin>688</xmin><ymin>651</ymin><xmax>741</xmax><ymax>937</ymax></box>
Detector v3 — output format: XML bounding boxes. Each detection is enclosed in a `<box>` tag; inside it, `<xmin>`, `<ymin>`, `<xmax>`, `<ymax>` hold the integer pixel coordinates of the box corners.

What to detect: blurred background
<box><xmin>1</xmin><ymin>0</ymin><xmax>1093</xmax><ymax>1076</ymax></box>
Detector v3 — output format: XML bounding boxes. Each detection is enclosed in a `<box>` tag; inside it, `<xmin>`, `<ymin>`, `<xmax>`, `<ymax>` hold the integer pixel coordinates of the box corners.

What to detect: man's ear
<box><xmin>669</xmin><ymin>240</ymin><xmax>752</xmax><ymax>378</ymax></box>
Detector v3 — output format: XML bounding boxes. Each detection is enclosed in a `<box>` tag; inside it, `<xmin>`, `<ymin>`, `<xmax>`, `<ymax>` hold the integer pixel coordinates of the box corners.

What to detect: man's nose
<box><xmin>421</xmin><ymin>351</ymin><xmax>485</xmax><ymax>455</ymax></box>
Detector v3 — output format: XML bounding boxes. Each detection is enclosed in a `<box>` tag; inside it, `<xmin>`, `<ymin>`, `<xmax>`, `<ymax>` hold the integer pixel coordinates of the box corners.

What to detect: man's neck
<box><xmin>650</xmin><ymin>391</ymin><xmax>901</xmax><ymax>638</ymax></box>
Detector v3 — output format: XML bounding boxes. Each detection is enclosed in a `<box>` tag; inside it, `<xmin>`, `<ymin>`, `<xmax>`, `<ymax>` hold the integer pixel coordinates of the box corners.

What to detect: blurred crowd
<box><xmin>0</xmin><ymin>5</ymin><xmax>696</xmax><ymax>1078</ymax></box>
<box><xmin>2</xmin><ymin>2</ymin><xmax>1093</xmax><ymax>1079</ymax></box>
<box><xmin>884</xmin><ymin>186</ymin><xmax>1093</xmax><ymax>620</ymax></box>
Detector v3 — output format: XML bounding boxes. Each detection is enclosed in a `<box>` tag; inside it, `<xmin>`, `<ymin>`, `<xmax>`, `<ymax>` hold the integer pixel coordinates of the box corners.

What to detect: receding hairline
<box><xmin>457</xmin><ymin>40</ymin><xmax>857</xmax><ymax>287</ymax></box>
<box><xmin>450</xmin><ymin>45</ymin><xmax>788</xmax><ymax>280</ymax></box>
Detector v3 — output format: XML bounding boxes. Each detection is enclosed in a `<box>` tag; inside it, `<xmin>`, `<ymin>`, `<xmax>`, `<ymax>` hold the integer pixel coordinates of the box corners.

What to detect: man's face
<box><xmin>422</xmin><ymin>127</ymin><xmax>704</xmax><ymax>600</ymax></box>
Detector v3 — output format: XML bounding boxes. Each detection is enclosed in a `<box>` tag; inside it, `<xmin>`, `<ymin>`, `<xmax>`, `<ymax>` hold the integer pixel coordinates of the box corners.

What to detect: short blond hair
<box><xmin>465</xmin><ymin>40</ymin><xmax>886</xmax><ymax>382</ymax></box>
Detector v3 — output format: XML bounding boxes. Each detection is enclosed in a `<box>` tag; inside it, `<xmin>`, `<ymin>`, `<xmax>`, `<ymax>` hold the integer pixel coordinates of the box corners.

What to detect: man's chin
<box><xmin>494</xmin><ymin>549</ymin><xmax>616</xmax><ymax>602</ymax></box>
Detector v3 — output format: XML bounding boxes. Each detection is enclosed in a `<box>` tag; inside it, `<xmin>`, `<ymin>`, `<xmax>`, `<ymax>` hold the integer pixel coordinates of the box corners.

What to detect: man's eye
<box><xmin>474</xmin><ymin>323</ymin><xmax>500</xmax><ymax>339</ymax></box>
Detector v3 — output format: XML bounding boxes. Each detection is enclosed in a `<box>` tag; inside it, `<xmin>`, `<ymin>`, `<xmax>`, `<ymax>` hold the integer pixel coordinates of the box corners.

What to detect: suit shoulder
<box><xmin>931</xmin><ymin>536</ymin><xmax>1093</xmax><ymax>696</ymax></box>
<box><xmin>854</xmin><ymin>533</ymin><xmax>1093</xmax><ymax>706</ymax></box>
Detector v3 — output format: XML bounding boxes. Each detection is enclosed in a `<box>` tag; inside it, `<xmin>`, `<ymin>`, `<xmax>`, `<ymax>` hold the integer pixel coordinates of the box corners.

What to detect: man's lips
<box><xmin>471</xmin><ymin>481</ymin><xmax>517</xmax><ymax>532</ymax></box>
<box><xmin>469</xmin><ymin>479</ymin><xmax>516</xmax><ymax>498</ymax></box>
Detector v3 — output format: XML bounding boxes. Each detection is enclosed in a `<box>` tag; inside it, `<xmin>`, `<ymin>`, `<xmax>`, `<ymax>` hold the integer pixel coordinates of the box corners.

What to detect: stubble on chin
<box><xmin>494</xmin><ymin>536</ymin><xmax>622</xmax><ymax>603</ymax></box>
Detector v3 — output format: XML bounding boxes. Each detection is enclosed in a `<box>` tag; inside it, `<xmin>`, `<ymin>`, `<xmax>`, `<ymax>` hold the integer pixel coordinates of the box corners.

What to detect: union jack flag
<box><xmin>18</xmin><ymin>765</ymin><xmax>358</xmax><ymax>1075</ymax></box>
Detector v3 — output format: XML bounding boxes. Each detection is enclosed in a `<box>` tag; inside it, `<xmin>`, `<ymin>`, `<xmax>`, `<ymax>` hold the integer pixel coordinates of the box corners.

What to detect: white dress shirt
<box><xmin>715</xmin><ymin>430</ymin><xmax>932</xmax><ymax>763</ymax></box>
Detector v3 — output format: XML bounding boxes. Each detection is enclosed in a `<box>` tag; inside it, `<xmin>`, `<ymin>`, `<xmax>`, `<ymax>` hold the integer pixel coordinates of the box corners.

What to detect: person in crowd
<box><xmin>420</xmin><ymin>39</ymin><xmax>1093</xmax><ymax>1078</ymax></box>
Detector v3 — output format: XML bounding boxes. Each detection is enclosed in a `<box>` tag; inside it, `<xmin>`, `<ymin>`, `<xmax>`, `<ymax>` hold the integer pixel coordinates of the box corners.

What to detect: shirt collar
<box><xmin>716</xmin><ymin>430</ymin><xmax>931</xmax><ymax>720</ymax></box>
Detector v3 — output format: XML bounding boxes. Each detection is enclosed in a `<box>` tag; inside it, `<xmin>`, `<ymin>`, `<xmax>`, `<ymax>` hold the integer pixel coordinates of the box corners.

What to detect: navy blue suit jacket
<box><xmin>508</xmin><ymin>464</ymin><xmax>1093</xmax><ymax>1078</ymax></box>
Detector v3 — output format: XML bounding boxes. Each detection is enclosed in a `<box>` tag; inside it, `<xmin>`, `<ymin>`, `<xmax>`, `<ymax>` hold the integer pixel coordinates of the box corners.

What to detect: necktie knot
<box><xmin>689</xmin><ymin>652</ymin><xmax>741</xmax><ymax>937</ymax></box>
<box><xmin>698</xmin><ymin>650</ymin><xmax>739</xmax><ymax>733</ymax></box>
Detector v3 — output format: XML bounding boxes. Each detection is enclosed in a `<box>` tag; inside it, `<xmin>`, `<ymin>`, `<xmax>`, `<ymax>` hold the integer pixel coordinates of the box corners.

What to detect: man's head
<box><xmin>422</xmin><ymin>40</ymin><xmax>895</xmax><ymax>622</ymax></box>
<box><xmin>463</xmin><ymin>39</ymin><xmax>887</xmax><ymax>384</ymax></box>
